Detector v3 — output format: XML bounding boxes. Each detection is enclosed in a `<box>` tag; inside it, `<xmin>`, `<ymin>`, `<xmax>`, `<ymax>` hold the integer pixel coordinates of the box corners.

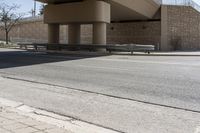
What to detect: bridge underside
<box><xmin>36</xmin><ymin>0</ymin><xmax>161</xmax><ymax>48</ymax></box>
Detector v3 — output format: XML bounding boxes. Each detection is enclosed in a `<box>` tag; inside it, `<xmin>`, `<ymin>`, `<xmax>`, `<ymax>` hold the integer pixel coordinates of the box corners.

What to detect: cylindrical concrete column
<box><xmin>48</xmin><ymin>24</ymin><xmax>60</xmax><ymax>44</ymax></box>
<box><xmin>93</xmin><ymin>22</ymin><xmax>107</xmax><ymax>45</ymax></box>
<box><xmin>68</xmin><ymin>24</ymin><xmax>81</xmax><ymax>44</ymax></box>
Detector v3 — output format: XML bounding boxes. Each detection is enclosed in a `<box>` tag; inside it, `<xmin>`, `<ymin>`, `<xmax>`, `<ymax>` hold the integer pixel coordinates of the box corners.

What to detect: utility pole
<box><xmin>33</xmin><ymin>0</ymin><xmax>36</xmax><ymax>16</ymax></box>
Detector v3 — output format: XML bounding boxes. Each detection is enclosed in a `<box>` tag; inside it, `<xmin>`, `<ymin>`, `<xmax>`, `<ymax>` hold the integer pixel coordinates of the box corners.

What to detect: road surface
<box><xmin>0</xmin><ymin>48</ymin><xmax>200</xmax><ymax>132</ymax></box>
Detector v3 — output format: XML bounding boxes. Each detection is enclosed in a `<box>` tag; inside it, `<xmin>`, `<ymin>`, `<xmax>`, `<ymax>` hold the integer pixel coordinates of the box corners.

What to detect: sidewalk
<box><xmin>0</xmin><ymin>94</ymin><xmax>118</xmax><ymax>133</ymax></box>
<box><xmin>0</xmin><ymin>105</ymin><xmax>72</xmax><ymax>133</ymax></box>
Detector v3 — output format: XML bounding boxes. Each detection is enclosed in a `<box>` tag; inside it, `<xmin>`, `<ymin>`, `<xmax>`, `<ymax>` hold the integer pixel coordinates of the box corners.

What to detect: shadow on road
<box><xmin>0</xmin><ymin>49</ymin><xmax>109</xmax><ymax>69</ymax></box>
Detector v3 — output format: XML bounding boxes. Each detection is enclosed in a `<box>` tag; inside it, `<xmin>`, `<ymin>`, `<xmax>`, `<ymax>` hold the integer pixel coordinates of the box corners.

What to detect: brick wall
<box><xmin>164</xmin><ymin>5</ymin><xmax>200</xmax><ymax>50</ymax></box>
<box><xmin>0</xmin><ymin>18</ymin><xmax>161</xmax><ymax>48</ymax></box>
<box><xmin>107</xmin><ymin>22</ymin><xmax>161</xmax><ymax>47</ymax></box>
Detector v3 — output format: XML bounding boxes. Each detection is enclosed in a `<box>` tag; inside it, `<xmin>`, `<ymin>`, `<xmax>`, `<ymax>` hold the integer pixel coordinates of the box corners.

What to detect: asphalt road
<box><xmin>0</xmin><ymin>48</ymin><xmax>200</xmax><ymax>132</ymax></box>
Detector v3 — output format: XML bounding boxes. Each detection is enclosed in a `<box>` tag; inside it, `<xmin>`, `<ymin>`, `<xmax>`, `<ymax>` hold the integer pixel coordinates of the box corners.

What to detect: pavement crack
<box><xmin>15</xmin><ymin>103</ymin><xmax>24</xmax><ymax>108</ymax></box>
<box><xmin>33</xmin><ymin>108</ymin><xmax>124</xmax><ymax>133</ymax></box>
<box><xmin>33</xmin><ymin>111</ymin><xmax>73</xmax><ymax>122</ymax></box>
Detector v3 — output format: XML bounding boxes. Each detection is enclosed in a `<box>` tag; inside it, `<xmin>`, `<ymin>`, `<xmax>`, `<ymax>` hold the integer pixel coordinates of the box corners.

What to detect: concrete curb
<box><xmin>0</xmin><ymin>97</ymin><xmax>119</xmax><ymax>133</ymax></box>
<box><xmin>34</xmin><ymin>49</ymin><xmax>200</xmax><ymax>57</ymax></box>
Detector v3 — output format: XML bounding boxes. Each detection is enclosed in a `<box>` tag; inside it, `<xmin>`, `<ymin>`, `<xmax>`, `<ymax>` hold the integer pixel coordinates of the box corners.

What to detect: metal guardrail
<box><xmin>106</xmin><ymin>44</ymin><xmax>155</xmax><ymax>54</ymax></box>
<box><xmin>18</xmin><ymin>43</ymin><xmax>46</xmax><ymax>50</ymax></box>
<box><xmin>17</xmin><ymin>43</ymin><xmax>155</xmax><ymax>55</ymax></box>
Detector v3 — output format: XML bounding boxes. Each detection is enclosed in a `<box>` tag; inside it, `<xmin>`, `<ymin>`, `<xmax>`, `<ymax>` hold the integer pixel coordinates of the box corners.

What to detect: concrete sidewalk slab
<box><xmin>0</xmin><ymin>96</ymin><xmax>119</xmax><ymax>133</ymax></box>
<box><xmin>0</xmin><ymin>104</ymin><xmax>72</xmax><ymax>133</ymax></box>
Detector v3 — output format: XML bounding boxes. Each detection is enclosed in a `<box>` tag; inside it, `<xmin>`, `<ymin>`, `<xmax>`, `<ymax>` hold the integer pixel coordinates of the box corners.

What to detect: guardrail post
<box><xmin>34</xmin><ymin>44</ymin><xmax>37</xmax><ymax>51</ymax></box>
<box><xmin>130</xmin><ymin>44</ymin><xmax>134</xmax><ymax>55</ymax></box>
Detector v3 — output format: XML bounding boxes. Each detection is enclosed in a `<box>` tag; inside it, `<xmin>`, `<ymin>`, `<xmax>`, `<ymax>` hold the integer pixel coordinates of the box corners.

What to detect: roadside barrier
<box><xmin>17</xmin><ymin>43</ymin><xmax>155</xmax><ymax>54</ymax></box>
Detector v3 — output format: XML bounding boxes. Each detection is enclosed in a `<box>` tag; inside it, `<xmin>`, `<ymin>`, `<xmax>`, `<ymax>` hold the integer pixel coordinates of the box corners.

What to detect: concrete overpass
<box><xmin>36</xmin><ymin>0</ymin><xmax>161</xmax><ymax>46</ymax></box>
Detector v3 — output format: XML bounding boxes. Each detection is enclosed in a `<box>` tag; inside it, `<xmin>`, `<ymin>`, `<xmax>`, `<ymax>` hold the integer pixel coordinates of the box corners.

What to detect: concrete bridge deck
<box><xmin>37</xmin><ymin>0</ymin><xmax>161</xmax><ymax>20</ymax></box>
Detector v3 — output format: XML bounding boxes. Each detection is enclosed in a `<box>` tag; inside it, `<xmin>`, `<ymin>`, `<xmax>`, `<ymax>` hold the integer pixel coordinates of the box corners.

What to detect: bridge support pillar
<box><xmin>48</xmin><ymin>24</ymin><xmax>60</xmax><ymax>44</ymax></box>
<box><xmin>68</xmin><ymin>24</ymin><xmax>81</xmax><ymax>44</ymax></box>
<box><xmin>93</xmin><ymin>22</ymin><xmax>107</xmax><ymax>45</ymax></box>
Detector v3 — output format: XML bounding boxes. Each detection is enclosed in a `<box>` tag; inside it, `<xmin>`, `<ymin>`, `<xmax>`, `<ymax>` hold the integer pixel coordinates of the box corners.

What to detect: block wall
<box><xmin>162</xmin><ymin>5</ymin><xmax>200</xmax><ymax>50</ymax></box>
<box><xmin>0</xmin><ymin>19</ymin><xmax>161</xmax><ymax>49</ymax></box>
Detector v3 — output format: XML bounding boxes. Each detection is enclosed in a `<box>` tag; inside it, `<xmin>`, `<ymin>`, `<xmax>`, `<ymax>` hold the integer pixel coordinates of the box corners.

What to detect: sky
<box><xmin>2</xmin><ymin>0</ymin><xmax>43</xmax><ymax>17</ymax></box>
<box><xmin>193</xmin><ymin>0</ymin><xmax>200</xmax><ymax>5</ymax></box>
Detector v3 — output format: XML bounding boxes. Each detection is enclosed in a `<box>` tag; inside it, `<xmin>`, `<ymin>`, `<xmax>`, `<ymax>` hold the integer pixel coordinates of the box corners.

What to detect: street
<box><xmin>0</xmin><ymin>48</ymin><xmax>200</xmax><ymax>132</ymax></box>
